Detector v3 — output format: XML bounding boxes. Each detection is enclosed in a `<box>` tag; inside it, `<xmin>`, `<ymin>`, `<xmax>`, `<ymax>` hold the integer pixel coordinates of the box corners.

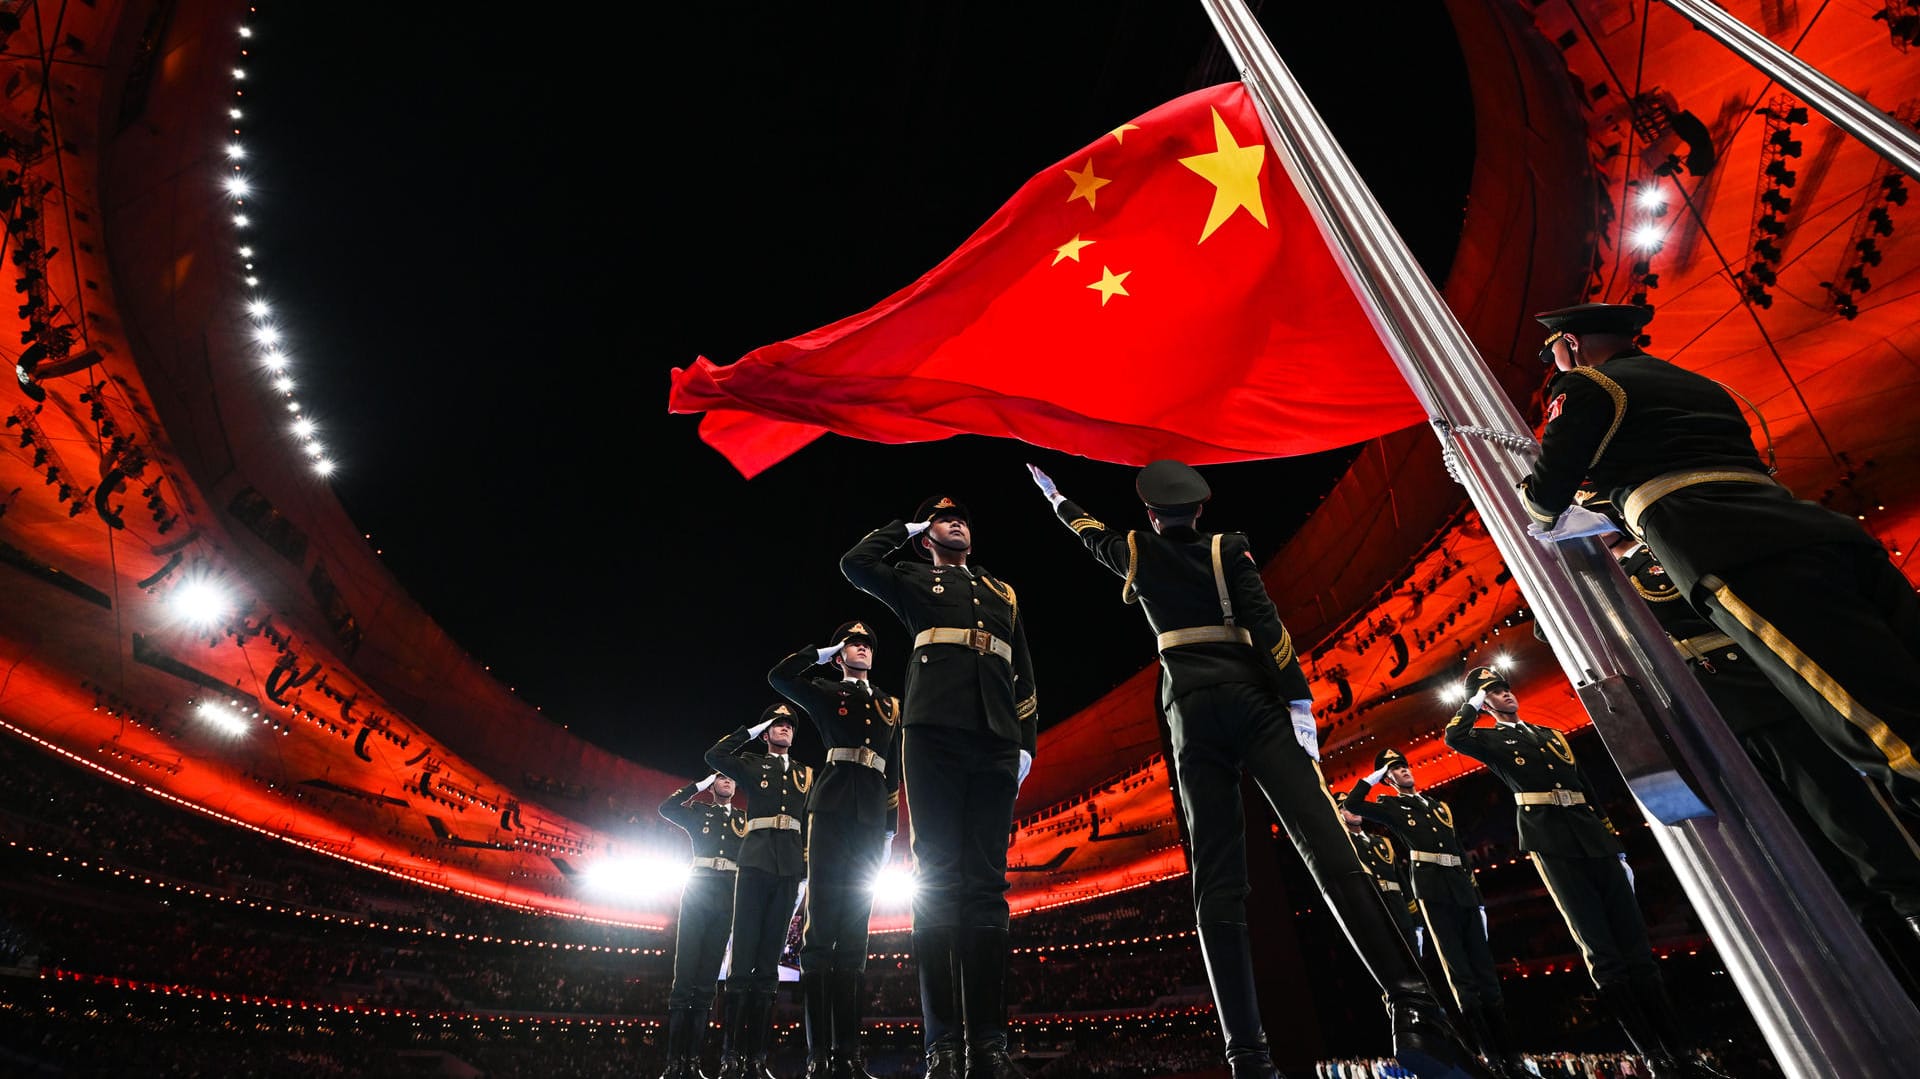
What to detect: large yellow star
<box><xmin>1110</xmin><ymin>123</ymin><xmax>1140</xmax><ymax>145</ymax></box>
<box><xmin>1052</xmin><ymin>234</ymin><xmax>1095</xmax><ymax>266</ymax></box>
<box><xmin>1063</xmin><ymin>159</ymin><xmax>1110</xmax><ymax>209</ymax></box>
<box><xmin>1087</xmin><ymin>265</ymin><xmax>1131</xmax><ymax>306</ymax></box>
<box><xmin>1178</xmin><ymin>108</ymin><xmax>1268</xmax><ymax>243</ymax></box>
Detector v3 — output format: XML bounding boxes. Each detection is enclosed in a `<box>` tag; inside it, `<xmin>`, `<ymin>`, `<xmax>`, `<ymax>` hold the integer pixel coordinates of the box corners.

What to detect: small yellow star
<box><xmin>1087</xmin><ymin>265</ymin><xmax>1131</xmax><ymax>306</ymax></box>
<box><xmin>1052</xmin><ymin>234</ymin><xmax>1096</xmax><ymax>266</ymax></box>
<box><xmin>1178</xmin><ymin>108</ymin><xmax>1269</xmax><ymax>243</ymax></box>
<box><xmin>1063</xmin><ymin>159</ymin><xmax>1110</xmax><ymax>209</ymax></box>
<box><xmin>1110</xmin><ymin>123</ymin><xmax>1140</xmax><ymax>145</ymax></box>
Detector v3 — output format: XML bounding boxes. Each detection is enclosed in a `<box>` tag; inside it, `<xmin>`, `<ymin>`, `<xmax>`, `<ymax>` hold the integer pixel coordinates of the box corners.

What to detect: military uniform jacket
<box><xmin>768</xmin><ymin>650</ymin><xmax>903</xmax><ymax>833</ymax></box>
<box><xmin>1052</xmin><ymin>499</ymin><xmax>1310</xmax><ymax>713</ymax></box>
<box><xmin>840</xmin><ymin>521</ymin><xmax>1039</xmax><ymax>755</ymax></box>
<box><xmin>1343</xmin><ymin>777</ymin><xmax>1482</xmax><ymax>907</ymax></box>
<box><xmin>1520</xmin><ymin>352</ymin><xmax>1870</xmax><ymax>592</ymax></box>
<box><xmin>704</xmin><ymin>726</ymin><xmax>811</xmax><ymax>877</ymax></box>
<box><xmin>1351</xmin><ymin>828</ymin><xmax>1415</xmax><ymax>909</ymax></box>
<box><xmin>658</xmin><ymin>783</ymin><xmax>746</xmax><ymax>866</ymax></box>
<box><xmin>1443</xmin><ymin>713</ymin><xmax>1623</xmax><ymax>858</ymax></box>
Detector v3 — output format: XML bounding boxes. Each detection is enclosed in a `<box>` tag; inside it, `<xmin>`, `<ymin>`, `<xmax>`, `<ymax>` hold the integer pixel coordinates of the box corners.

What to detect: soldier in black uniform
<box><xmin>1030</xmin><ymin>461</ymin><xmax>1486</xmax><ymax>1079</ymax></box>
<box><xmin>1611</xmin><ymin>534</ymin><xmax>1920</xmax><ymax>962</ymax></box>
<box><xmin>1443</xmin><ymin>666</ymin><xmax>1718</xmax><ymax>1079</ymax></box>
<box><xmin>1520</xmin><ymin>302</ymin><xmax>1920</xmax><ymax>812</ymax></box>
<box><xmin>659</xmin><ymin>772</ymin><xmax>747</xmax><ymax>1079</ymax></box>
<box><xmin>1336</xmin><ymin>791</ymin><xmax>1423</xmax><ymax>956</ymax></box>
<box><xmin>707</xmin><ymin>705</ymin><xmax>814</xmax><ymax>1079</ymax></box>
<box><xmin>841</xmin><ymin>495</ymin><xmax>1037</xmax><ymax>1079</ymax></box>
<box><xmin>769</xmin><ymin>620</ymin><xmax>903</xmax><ymax>1079</ymax></box>
<box><xmin>1345</xmin><ymin>749</ymin><xmax>1512</xmax><ymax>1076</ymax></box>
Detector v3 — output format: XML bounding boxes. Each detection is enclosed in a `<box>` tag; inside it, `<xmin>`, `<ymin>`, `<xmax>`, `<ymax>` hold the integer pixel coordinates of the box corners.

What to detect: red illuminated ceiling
<box><xmin>0</xmin><ymin>0</ymin><xmax>1914</xmax><ymax>927</ymax></box>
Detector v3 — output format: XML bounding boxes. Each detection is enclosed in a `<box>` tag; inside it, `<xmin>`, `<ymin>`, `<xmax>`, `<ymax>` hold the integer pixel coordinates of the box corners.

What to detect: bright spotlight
<box><xmin>225</xmin><ymin>175</ymin><xmax>251</xmax><ymax>198</ymax></box>
<box><xmin>303</xmin><ymin>440</ymin><xmax>325</xmax><ymax>458</ymax></box>
<box><xmin>232</xmin><ymin>68</ymin><xmax>246</xmax><ymax>80</ymax></box>
<box><xmin>1493</xmin><ymin>654</ymin><xmax>1515</xmax><ymax>673</ymax></box>
<box><xmin>238</xmin><ymin>26</ymin><xmax>253</xmax><ymax>38</ymax></box>
<box><xmin>232</xmin><ymin>214</ymin><xmax>250</xmax><ymax>228</ymax></box>
<box><xmin>245</xmin><ymin>276</ymin><xmax>260</xmax><ymax>287</ymax></box>
<box><xmin>247</xmin><ymin>299</ymin><xmax>270</xmax><ymax>318</ymax></box>
<box><xmin>1629</xmin><ymin>224</ymin><xmax>1665</xmax><ymax>251</ymax></box>
<box><xmin>1634</xmin><ymin>186</ymin><xmax>1667</xmax><ymax>212</ymax></box>
<box><xmin>312</xmin><ymin>457</ymin><xmax>337</xmax><ymax>477</ymax></box>
<box><xmin>1441</xmin><ymin>684</ymin><xmax>1469</xmax><ymax>705</ymax></box>
<box><xmin>870</xmin><ymin>863</ymin><xmax>918</xmax><ymax>908</ymax></box>
<box><xmin>194</xmin><ymin>700</ymin><xmax>252</xmax><ymax>737</ymax></box>
<box><xmin>226</xmin><ymin>144</ymin><xmax>247</xmax><ymax>160</ymax></box>
<box><xmin>263</xmin><ymin>352</ymin><xmax>288</xmax><ymax>372</ymax></box>
<box><xmin>274</xmin><ymin>376</ymin><xmax>294</xmax><ymax>393</ymax></box>
<box><xmin>238</xmin><ymin>246</ymin><xmax>254</xmax><ymax>258</ymax></box>
<box><xmin>582</xmin><ymin>855</ymin><xmax>689</xmax><ymax>901</ymax></box>
<box><xmin>292</xmin><ymin>417</ymin><xmax>316</xmax><ymax>438</ymax></box>
<box><xmin>230</xmin><ymin>108</ymin><xmax>243</xmax><ymax>120</ymax></box>
<box><xmin>253</xmin><ymin>325</ymin><xmax>279</xmax><ymax>345</ymax></box>
<box><xmin>171</xmin><ymin>578</ymin><xmax>233</xmax><ymax>628</ymax></box>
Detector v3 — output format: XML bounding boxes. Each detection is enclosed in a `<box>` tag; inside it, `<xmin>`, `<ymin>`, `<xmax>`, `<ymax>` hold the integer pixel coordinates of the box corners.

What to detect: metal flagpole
<box><xmin>1194</xmin><ymin>1</ymin><xmax>1920</xmax><ymax>1075</ymax></box>
<box><xmin>1657</xmin><ymin>0</ymin><xmax>1920</xmax><ymax>178</ymax></box>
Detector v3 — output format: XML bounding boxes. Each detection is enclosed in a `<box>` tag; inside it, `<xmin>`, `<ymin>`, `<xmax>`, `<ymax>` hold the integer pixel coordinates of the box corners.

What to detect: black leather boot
<box><xmin>717</xmin><ymin>987</ymin><xmax>750</xmax><ymax>1079</ymax></box>
<box><xmin>1460</xmin><ymin>1005</ymin><xmax>1509</xmax><ymax>1079</ymax></box>
<box><xmin>960</xmin><ymin>926</ymin><xmax>1022</xmax><ymax>1079</ymax></box>
<box><xmin>692</xmin><ymin>996</ymin><xmax>720</xmax><ymax>1079</ymax></box>
<box><xmin>1633</xmin><ymin>973</ymin><xmax>1733</xmax><ymax>1079</ymax></box>
<box><xmin>831</xmin><ymin>970</ymin><xmax>879</xmax><ymax>1079</ymax></box>
<box><xmin>1315</xmin><ymin>870</ymin><xmax>1492</xmax><ymax>1079</ymax></box>
<box><xmin>801</xmin><ymin>970</ymin><xmax>833</xmax><ymax>1078</ymax></box>
<box><xmin>1193</xmin><ymin>922</ymin><xmax>1283</xmax><ymax>1079</ymax></box>
<box><xmin>748</xmin><ymin>990</ymin><xmax>781</xmax><ymax>1079</ymax></box>
<box><xmin>914</xmin><ymin>927</ymin><xmax>964</xmax><ymax>1079</ymax></box>
<box><xmin>661</xmin><ymin>1005</ymin><xmax>697</xmax><ymax>1079</ymax></box>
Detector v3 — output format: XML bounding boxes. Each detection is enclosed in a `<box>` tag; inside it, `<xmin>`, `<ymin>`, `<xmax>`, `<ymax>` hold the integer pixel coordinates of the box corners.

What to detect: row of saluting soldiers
<box><xmin>649</xmin><ymin>301</ymin><xmax>1920</xmax><ymax>1079</ymax></box>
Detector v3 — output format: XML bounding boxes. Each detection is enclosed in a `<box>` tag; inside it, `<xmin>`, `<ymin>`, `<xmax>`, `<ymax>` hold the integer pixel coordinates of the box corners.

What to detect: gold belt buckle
<box><xmin>969</xmin><ymin>629</ymin><xmax>992</xmax><ymax>652</ymax></box>
<box><xmin>1554</xmin><ymin>790</ymin><xmax>1574</xmax><ymax>807</ymax></box>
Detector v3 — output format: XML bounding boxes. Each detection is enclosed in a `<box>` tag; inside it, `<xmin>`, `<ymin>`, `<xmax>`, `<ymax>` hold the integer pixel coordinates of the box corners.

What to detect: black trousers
<box><xmin>670</xmin><ymin>869</ymin><xmax>737</xmax><ymax>1009</ymax></box>
<box><xmin>1167</xmin><ymin>682</ymin><xmax>1367</xmax><ymax>924</ymax></box>
<box><xmin>801</xmin><ymin>806</ymin><xmax>888</xmax><ymax>972</ymax></box>
<box><xmin>1416</xmin><ymin>878</ymin><xmax>1500</xmax><ymax>1010</ymax></box>
<box><xmin>731</xmin><ymin>865</ymin><xmax>802</xmax><ymax>993</ymax></box>
<box><xmin>1699</xmin><ymin>543</ymin><xmax>1920</xmax><ymax>811</ymax></box>
<box><xmin>1699</xmin><ymin>653</ymin><xmax>1920</xmax><ymax>919</ymax></box>
<box><xmin>1380</xmin><ymin>885</ymin><xmax>1421</xmax><ymax>951</ymax></box>
<box><xmin>902</xmin><ymin>724</ymin><xmax>1020</xmax><ymax>930</ymax></box>
<box><xmin>1528</xmin><ymin>851</ymin><xmax>1656</xmax><ymax>989</ymax></box>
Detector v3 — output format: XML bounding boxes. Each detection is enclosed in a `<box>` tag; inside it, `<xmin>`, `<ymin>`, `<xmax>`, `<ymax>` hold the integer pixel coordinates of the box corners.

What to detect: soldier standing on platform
<box><xmin>1443</xmin><ymin>666</ymin><xmax>1721</xmax><ymax>1079</ymax></box>
<box><xmin>1346</xmin><ymin>749</ymin><xmax>1513</xmax><ymax>1077</ymax></box>
<box><xmin>769</xmin><ymin>621</ymin><xmax>902</xmax><ymax>1079</ymax></box>
<box><xmin>1337</xmin><ymin>791</ymin><xmax>1423</xmax><ymax>957</ymax></box>
<box><xmin>841</xmin><ymin>496</ymin><xmax>1037</xmax><ymax>1079</ymax></box>
<box><xmin>658</xmin><ymin>773</ymin><xmax>747</xmax><ymax>1079</ymax></box>
<box><xmin>1520</xmin><ymin>302</ymin><xmax>1920</xmax><ymax>812</ymax></box>
<box><xmin>707</xmin><ymin>706</ymin><xmax>813</xmax><ymax>1079</ymax></box>
<box><xmin>1029</xmin><ymin>460</ymin><xmax>1486</xmax><ymax>1079</ymax></box>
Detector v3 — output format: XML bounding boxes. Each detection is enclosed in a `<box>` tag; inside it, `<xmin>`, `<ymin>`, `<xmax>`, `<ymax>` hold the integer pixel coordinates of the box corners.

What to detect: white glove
<box><xmin>1026</xmin><ymin>463</ymin><xmax>1065</xmax><ymax>508</ymax></box>
<box><xmin>1619</xmin><ymin>852</ymin><xmax>1635</xmax><ymax>891</ymax></box>
<box><xmin>1467</xmin><ymin>689</ymin><xmax>1488</xmax><ymax>711</ymax></box>
<box><xmin>815</xmin><ymin>642</ymin><xmax>846</xmax><ymax>665</ymax></box>
<box><xmin>694</xmin><ymin>773</ymin><xmax>717</xmax><ymax>792</ymax></box>
<box><xmin>1288</xmin><ymin>700</ymin><xmax>1320</xmax><ymax>761</ymax></box>
<box><xmin>1412</xmin><ymin>926</ymin><xmax>1425</xmax><ymax>957</ymax></box>
<box><xmin>1479</xmin><ymin>905</ymin><xmax>1489</xmax><ymax>937</ymax></box>
<box><xmin>1017</xmin><ymin>750</ymin><xmax>1033</xmax><ymax>787</ymax></box>
<box><xmin>1527</xmin><ymin>503</ymin><xmax>1617</xmax><ymax>544</ymax></box>
<box><xmin>1364</xmin><ymin>766</ymin><xmax>1389</xmax><ymax>785</ymax></box>
<box><xmin>904</xmin><ymin>519</ymin><xmax>932</xmax><ymax>538</ymax></box>
<box><xmin>748</xmin><ymin>717</ymin><xmax>774</xmax><ymax>738</ymax></box>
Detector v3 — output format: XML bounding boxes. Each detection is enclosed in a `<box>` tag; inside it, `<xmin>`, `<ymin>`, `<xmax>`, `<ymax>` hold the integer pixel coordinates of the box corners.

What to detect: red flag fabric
<box><xmin>669</xmin><ymin>82</ymin><xmax>1421</xmax><ymax>478</ymax></box>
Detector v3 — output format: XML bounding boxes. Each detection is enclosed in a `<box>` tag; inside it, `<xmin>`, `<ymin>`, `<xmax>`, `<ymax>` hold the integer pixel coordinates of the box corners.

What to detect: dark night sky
<box><xmin>244</xmin><ymin>3</ymin><xmax>1472</xmax><ymax>780</ymax></box>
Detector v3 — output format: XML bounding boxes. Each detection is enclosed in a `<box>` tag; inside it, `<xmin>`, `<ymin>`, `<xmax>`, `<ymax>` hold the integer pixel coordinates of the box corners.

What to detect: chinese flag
<box><xmin>669</xmin><ymin>82</ymin><xmax>1420</xmax><ymax>478</ymax></box>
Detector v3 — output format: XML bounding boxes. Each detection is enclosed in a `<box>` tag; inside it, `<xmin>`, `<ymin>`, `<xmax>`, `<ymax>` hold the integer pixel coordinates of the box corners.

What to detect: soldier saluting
<box><xmin>657</xmin><ymin>773</ymin><xmax>745</xmax><ymax>1079</ymax></box>
<box><xmin>1030</xmin><ymin>460</ymin><xmax>1486</xmax><ymax>1079</ymax></box>
<box><xmin>706</xmin><ymin>705</ymin><xmax>812</xmax><ymax>1079</ymax></box>
<box><xmin>1345</xmin><ymin>749</ymin><xmax>1513</xmax><ymax>1076</ymax></box>
<box><xmin>1443</xmin><ymin>666</ymin><xmax>1720</xmax><ymax>1079</ymax></box>
<box><xmin>769</xmin><ymin>620</ymin><xmax>902</xmax><ymax>1079</ymax></box>
<box><xmin>841</xmin><ymin>495</ymin><xmax>1037</xmax><ymax>1079</ymax></box>
<box><xmin>1336</xmin><ymin>791</ymin><xmax>1423</xmax><ymax>958</ymax></box>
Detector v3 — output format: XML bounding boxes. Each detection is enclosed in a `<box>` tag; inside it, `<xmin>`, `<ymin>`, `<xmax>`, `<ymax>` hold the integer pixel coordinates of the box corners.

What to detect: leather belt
<box><xmin>1408</xmin><ymin>851</ymin><xmax>1463</xmax><ymax>867</ymax></box>
<box><xmin>1375</xmin><ymin>880</ymin><xmax>1402</xmax><ymax>893</ymax></box>
<box><xmin>691</xmin><ymin>856</ymin><xmax>738</xmax><ymax>872</ymax></box>
<box><xmin>914</xmin><ymin>627</ymin><xmax>1013</xmax><ymax>664</ymax></box>
<box><xmin>1155</xmin><ymin>625</ymin><xmax>1254</xmax><ymax>651</ymax></box>
<box><xmin>1674</xmin><ymin>631</ymin><xmax>1737</xmax><ymax>664</ymax></box>
<box><xmin>745</xmin><ymin>814</ymin><xmax>802</xmax><ymax>833</ymax></box>
<box><xmin>1623</xmin><ymin>468</ymin><xmax>1776</xmax><ymax>536</ymax></box>
<box><xmin>1515</xmin><ymin>790</ymin><xmax>1586</xmax><ymax>807</ymax></box>
<box><xmin>826</xmin><ymin>746</ymin><xmax>887</xmax><ymax>773</ymax></box>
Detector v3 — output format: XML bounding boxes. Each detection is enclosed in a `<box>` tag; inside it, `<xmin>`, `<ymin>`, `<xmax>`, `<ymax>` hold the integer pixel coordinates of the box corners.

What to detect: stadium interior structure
<box><xmin>0</xmin><ymin>0</ymin><xmax>1916</xmax><ymax>1075</ymax></box>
